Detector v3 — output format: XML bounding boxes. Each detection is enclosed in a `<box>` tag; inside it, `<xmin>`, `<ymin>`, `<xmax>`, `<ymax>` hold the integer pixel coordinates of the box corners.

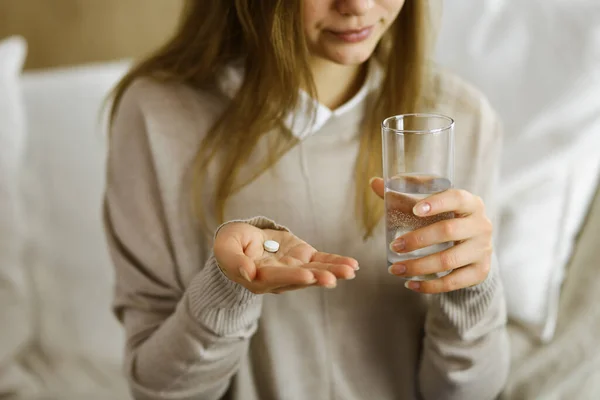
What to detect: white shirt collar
<box><xmin>217</xmin><ymin>59</ymin><xmax>384</xmax><ymax>140</ymax></box>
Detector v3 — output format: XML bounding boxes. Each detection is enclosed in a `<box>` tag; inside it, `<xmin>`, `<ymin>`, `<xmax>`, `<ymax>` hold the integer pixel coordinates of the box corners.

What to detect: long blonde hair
<box><xmin>110</xmin><ymin>0</ymin><xmax>432</xmax><ymax>238</ymax></box>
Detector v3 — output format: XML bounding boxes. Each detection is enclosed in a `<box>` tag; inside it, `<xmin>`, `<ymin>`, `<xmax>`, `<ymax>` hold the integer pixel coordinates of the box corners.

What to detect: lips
<box><xmin>328</xmin><ymin>26</ymin><xmax>374</xmax><ymax>43</ymax></box>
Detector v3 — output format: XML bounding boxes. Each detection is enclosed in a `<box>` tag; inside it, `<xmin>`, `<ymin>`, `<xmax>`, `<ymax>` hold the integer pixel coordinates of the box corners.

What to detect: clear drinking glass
<box><xmin>382</xmin><ymin>113</ymin><xmax>455</xmax><ymax>281</ymax></box>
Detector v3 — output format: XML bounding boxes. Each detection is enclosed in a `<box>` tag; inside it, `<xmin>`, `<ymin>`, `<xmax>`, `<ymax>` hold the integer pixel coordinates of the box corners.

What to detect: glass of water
<box><xmin>382</xmin><ymin>113</ymin><xmax>455</xmax><ymax>281</ymax></box>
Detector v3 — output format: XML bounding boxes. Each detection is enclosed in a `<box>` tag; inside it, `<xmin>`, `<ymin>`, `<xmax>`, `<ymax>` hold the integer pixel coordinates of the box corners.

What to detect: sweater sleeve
<box><xmin>104</xmin><ymin>83</ymin><xmax>285</xmax><ymax>400</ymax></box>
<box><xmin>417</xmin><ymin>105</ymin><xmax>510</xmax><ymax>400</ymax></box>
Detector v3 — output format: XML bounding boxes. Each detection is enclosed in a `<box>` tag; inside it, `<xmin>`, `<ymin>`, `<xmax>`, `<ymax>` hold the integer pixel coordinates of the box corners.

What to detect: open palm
<box><xmin>214</xmin><ymin>222</ymin><xmax>359</xmax><ymax>294</ymax></box>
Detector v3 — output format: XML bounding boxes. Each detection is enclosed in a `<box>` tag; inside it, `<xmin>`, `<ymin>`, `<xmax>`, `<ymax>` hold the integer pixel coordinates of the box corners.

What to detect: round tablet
<box><xmin>263</xmin><ymin>240</ymin><xmax>280</xmax><ymax>253</ymax></box>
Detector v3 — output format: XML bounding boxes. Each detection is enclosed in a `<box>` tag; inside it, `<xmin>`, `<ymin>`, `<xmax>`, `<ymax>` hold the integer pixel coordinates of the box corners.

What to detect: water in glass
<box><xmin>385</xmin><ymin>173</ymin><xmax>454</xmax><ymax>281</ymax></box>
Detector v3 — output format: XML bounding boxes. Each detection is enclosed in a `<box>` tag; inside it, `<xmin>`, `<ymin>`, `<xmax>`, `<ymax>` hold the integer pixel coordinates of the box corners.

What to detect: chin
<box><xmin>322</xmin><ymin>44</ymin><xmax>377</xmax><ymax>66</ymax></box>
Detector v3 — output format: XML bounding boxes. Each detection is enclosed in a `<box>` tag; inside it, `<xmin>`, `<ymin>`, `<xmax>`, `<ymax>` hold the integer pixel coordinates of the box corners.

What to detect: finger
<box><xmin>312</xmin><ymin>252</ymin><xmax>359</xmax><ymax>270</ymax></box>
<box><xmin>310</xmin><ymin>269</ymin><xmax>338</xmax><ymax>288</ymax></box>
<box><xmin>385</xmin><ymin>188</ymin><xmax>419</xmax><ymax>214</ymax></box>
<box><xmin>273</xmin><ymin>255</ymin><xmax>304</xmax><ymax>268</ymax></box>
<box><xmin>271</xmin><ymin>284</ymin><xmax>312</xmax><ymax>294</ymax></box>
<box><xmin>389</xmin><ymin>239</ymin><xmax>490</xmax><ymax>277</ymax></box>
<box><xmin>255</xmin><ymin>266</ymin><xmax>316</xmax><ymax>287</ymax></box>
<box><xmin>385</xmin><ymin>175</ymin><xmax>440</xmax><ymax>214</ymax></box>
<box><xmin>413</xmin><ymin>189</ymin><xmax>484</xmax><ymax>218</ymax></box>
<box><xmin>271</xmin><ymin>268</ymin><xmax>338</xmax><ymax>292</ymax></box>
<box><xmin>390</xmin><ymin>216</ymin><xmax>482</xmax><ymax>253</ymax></box>
<box><xmin>307</xmin><ymin>262</ymin><xmax>356</xmax><ymax>280</ymax></box>
<box><xmin>370</xmin><ymin>177</ymin><xmax>385</xmax><ymax>199</ymax></box>
<box><xmin>403</xmin><ymin>262</ymin><xmax>491</xmax><ymax>294</ymax></box>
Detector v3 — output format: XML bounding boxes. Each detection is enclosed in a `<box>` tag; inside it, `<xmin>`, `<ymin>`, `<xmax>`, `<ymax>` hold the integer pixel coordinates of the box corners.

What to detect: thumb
<box><xmin>214</xmin><ymin>235</ymin><xmax>257</xmax><ymax>283</ymax></box>
<box><xmin>226</xmin><ymin>252</ymin><xmax>256</xmax><ymax>283</ymax></box>
<box><xmin>369</xmin><ymin>177</ymin><xmax>385</xmax><ymax>200</ymax></box>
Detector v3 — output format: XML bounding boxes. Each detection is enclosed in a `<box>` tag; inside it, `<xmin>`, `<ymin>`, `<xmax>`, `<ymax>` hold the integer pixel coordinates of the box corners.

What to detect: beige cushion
<box><xmin>504</xmin><ymin>181</ymin><xmax>600</xmax><ymax>398</ymax></box>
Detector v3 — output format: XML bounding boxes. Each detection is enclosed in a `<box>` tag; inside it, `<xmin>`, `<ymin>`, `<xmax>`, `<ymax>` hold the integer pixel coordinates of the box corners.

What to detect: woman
<box><xmin>104</xmin><ymin>0</ymin><xmax>509</xmax><ymax>399</ymax></box>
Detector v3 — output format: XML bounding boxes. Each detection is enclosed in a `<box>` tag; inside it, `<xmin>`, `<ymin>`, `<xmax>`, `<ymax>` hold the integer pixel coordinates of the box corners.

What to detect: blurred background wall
<box><xmin>0</xmin><ymin>0</ymin><xmax>184</xmax><ymax>70</ymax></box>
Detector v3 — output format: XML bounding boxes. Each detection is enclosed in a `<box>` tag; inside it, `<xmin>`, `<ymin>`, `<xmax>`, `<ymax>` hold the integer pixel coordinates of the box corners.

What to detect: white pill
<box><xmin>263</xmin><ymin>240</ymin><xmax>280</xmax><ymax>253</ymax></box>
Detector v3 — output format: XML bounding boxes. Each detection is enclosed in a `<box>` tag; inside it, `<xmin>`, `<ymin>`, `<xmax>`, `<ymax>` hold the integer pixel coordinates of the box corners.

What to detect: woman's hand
<box><xmin>214</xmin><ymin>222</ymin><xmax>359</xmax><ymax>294</ymax></box>
<box><xmin>371</xmin><ymin>177</ymin><xmax>493</xmax><ymax>294</ymax></box>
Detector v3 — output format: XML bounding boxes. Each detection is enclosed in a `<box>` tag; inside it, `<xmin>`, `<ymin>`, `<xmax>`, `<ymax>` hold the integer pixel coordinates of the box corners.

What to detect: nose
<box><xmin>336</xmin><ymin>0</ymin><xmax>374</xmax><ymax>16</ymax></box>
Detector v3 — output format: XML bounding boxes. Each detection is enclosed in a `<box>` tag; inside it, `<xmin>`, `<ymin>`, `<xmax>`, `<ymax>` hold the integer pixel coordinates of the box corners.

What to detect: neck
<box><xmin>307</xmin><ymin>57</ymin><xmax>368</xmax><ymax>110</ymax></box>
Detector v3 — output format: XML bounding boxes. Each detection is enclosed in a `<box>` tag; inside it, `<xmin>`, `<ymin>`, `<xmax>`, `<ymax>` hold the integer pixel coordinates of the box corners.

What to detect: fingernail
<box><xmin>404</xmin><ymin>281</ymin><xmax>420</xmax><ymax>291</ymax></box>
<box><xmin>391</xmin><ymin>238</ymin><xmax>405</xmax><ymax>252</ymax></box>
<box><xmin>354</xmin><ymin>264</ymin><xmax>360</xmax><ymax>271</ymax></box>
<box><xmin>325</xmin><ymin>282</ymin><xmax>337</xmax><ymax>289</ymax></box>
<box><xmin>388</xmin><ymin>264</ymin><xmax>407</xmax><ymax>275</ymax></box>
<box><xmin>239</xmin><ymin>268</ymin><xmax>252</xmax><ymax>282</ymax></box>
<box><xmin>369</xmin><ymin>177</ymin><xmax>377</xmax><ymax>185</ymax></box>
<box><xmin>413</xmin><ymin>202</ymin><xmax>431</xmax><ymax>216</ymax></box>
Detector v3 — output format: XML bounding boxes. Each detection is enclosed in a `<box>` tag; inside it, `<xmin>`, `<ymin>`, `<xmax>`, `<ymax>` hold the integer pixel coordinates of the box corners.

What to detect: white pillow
<box><xmin>20</xmin><ymin>61</ymin><xmax>131</xmax><ymax>366</ymax></box>
<box><xmin>0</xmin><ymin>36</ymin><xmax>36</xmax><ymax>395</ymax></box>
<box><xmin>435</xmin><ymin>1</ymin><xmax>600</xmax><ymax>341</ymax></box>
